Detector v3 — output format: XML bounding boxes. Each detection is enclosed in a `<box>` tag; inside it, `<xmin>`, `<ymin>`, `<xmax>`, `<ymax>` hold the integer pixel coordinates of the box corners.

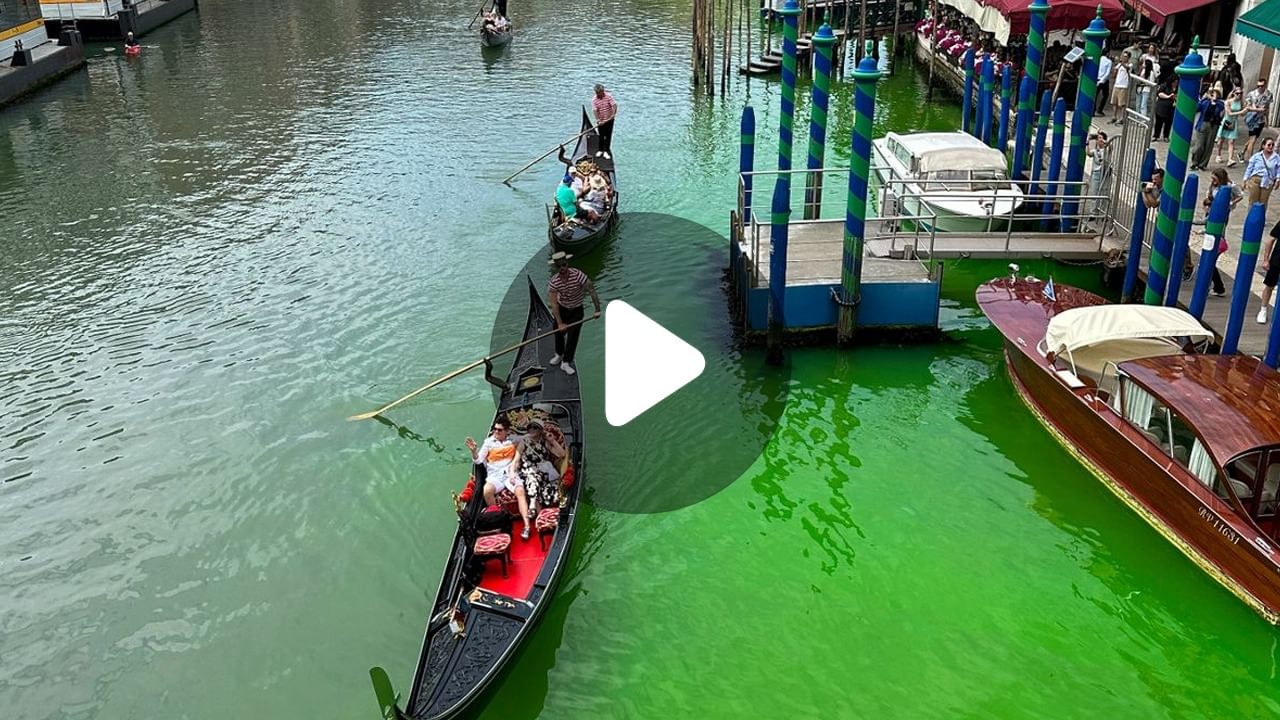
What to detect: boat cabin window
<box><xmin>891</xmin><ymin>142</ymin><xmax>912</xmax><ymax>171</ymax></box>
<box><xmin>1121</xmin><ymin>379</ymin><xmax>1202</xmax><ymax>472</ymax></box>
<box><xmin>920</xmin><ymin>168</ymin><xmax>1009</xmax><ymax>193</ymax></box>
<box><xmin>1226</xmin><ymin>449</ymin><xmax>1280</xmax><ymax>519</ymax></box>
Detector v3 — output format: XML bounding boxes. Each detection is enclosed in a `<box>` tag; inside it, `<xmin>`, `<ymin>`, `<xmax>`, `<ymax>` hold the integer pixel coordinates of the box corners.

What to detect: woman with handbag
<box><xmin>1200</xmin><ymin>168</ymin><xmax>1243</xmax><ymax>296</ymax></box>
<box><xmin>1216</xmin><ymin>88</ymin><xmax>1244</xmax><ymax>166</ymax></box>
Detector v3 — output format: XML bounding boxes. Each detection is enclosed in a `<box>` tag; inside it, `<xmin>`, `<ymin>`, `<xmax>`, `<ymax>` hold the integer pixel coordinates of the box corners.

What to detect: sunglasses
<box><xmin>492</xmin><ymin>425</ymin><xmax>508</xmax><ymax>432</ymax></box>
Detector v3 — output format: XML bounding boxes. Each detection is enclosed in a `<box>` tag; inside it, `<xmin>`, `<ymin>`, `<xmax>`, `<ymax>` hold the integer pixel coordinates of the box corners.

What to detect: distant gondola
<box><xmin>548</xmin><ymin>107</ymin><xmax>618</xmax><ymax>256</ymax></box>
<box><xmin>372</xmin><ymin>278</ymin><xmax>585</xmax><ymax>720</ymax></box>
<box><xmin>478</xmin><ymin>4</ymin><xmax>512</xmax><ymax>48</ymax></box>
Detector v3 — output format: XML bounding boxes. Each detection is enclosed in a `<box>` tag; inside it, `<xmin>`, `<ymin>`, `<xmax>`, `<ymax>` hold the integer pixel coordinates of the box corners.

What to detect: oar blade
<box><xmin>369</xmin><ymin>666</ymin><xmax>401</xmax><ymax>719</ymax></box>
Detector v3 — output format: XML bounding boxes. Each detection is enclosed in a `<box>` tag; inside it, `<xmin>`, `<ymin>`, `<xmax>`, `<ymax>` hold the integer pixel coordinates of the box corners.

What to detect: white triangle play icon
<box><xmin>605</xmin><ymin>300</ymin><xmax>705</xmax><ymax>427</ymax></box>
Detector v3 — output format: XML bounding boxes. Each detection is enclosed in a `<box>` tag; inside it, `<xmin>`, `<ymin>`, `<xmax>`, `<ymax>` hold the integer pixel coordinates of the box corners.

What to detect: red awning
<box><xmin>992</xmin><ymin>0</ymin><xmax>1127</xmax><ymax>35</ymax></box>
<box><xmin>1130</xmin><ymin>0</ymin><xmax>1218</xmax><ymax>24</ymax></box>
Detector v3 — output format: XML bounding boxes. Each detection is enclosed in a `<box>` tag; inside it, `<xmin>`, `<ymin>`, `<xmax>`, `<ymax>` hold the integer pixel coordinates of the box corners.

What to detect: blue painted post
<box><xmin>776</xmin><ymin>0</ymin><xmax>802</xmax><ymax>186</ymax></box>
<box><xmin>835</xmin><ymin>53</ymin><xmax>883</xmax><ymax>344</ymax></box>
<box><xmin>767</xmin><ymin>178</ymin><xmax>791</xmax><ymax>364</ymax></box>
<box><xmin>1189</xmin><ymin>186</ymin><xmax>1233</xmax><ymax>319</ymax></box>
<box><xmin>1121</xmin><ymin>148</ymin><xmax>1157</xmax><ymax>303</ymax></box>
<box><xmin>1062</xmin><ymin>11</ymin><xmax>1109</xmax><ymax>232</ymax></box>
<box><xmin>980</xmin><ymin>54</ymin><xmax>996</xmax><ymax>146</ymax></box>
<box><xmin>1222</xmin><ymin>203</ymin><xmax>1266</xmax><ymax>355</ymax></box>
<box><xmin>803</xmin><ymin>21</ymin><xmax>837</xmax><ymax>220</ymax></box>
<box><xmin>1146</xmin><ymin>43</ymin><xmax>1209</xmax><ymax>305</ymax></box>
<box><xmin>998</xmin><ymin>64</ymin><xmax>1012</xmax><ymax>152</ymax></box>
<box><xmin>1012</xmin><ymin>75</ymin><xmax>1035</xmax><ymax>180</ymax></box>
<box><xmin>1044</xmin><ymin>97</ymin><xmax>1067</xmax><ymax>224</ymax></box>
<box><xmin>740</xmin><ymin>106</ymin><xmax>756</xmax><ymax>220</ymax></box>
<box><xmin>1164</xmin><ymin>175</ymin><xmax>1198</xmax><ymax>307</ymax></box>
<box><xmin>1029</xmin><ymin>90</ymin><xmax>1051</xmax><ymax>199</ymax></box>
<box><xmin>962</xmin><ymin>48</ymin><xmax>976</xmax><ymax>136</ymax></box>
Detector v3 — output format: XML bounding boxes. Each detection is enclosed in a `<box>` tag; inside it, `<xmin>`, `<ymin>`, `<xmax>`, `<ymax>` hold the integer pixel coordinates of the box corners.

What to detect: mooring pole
<box><xmin>1029</xmin><ymin>89</ymin><xmax>1051</xmax><ymax>199</ymax></box>
<box><xmin>1062</xmin><ymin>10</ymin><xmax>1108</xmax><ymax>232</ymax></box>
<box><xmin>766</xmin><ymin>178</ymin><xmax>792</xmax><ymax>365</ymax></box>
<box><xmin>1145</xmin><ymin>40</ymin><xmax>1208</xmax><ymax>305</ymax></box>
<box><xmin>835</xmin><ymin>53</ymin><xmax>883</xmax><ymax>345</ymax></box>
<box><xmin>1012</xmin><ymin>75</ymin><xmax>1035</xmax><ymax>180</ymax></box>
<box><xmin>1222</xmin><ymin>203</ymin><xmax>1265</xmax><ymax>355</ymax></box>
<box><xmin>1121</xmin><ymin>148</ymin><xmax>1156</xmax><ymax>303</ymax></box>
<box><xmin>979</xmin><ymin>53</ymin><xmax>995</xmax><ymax>146</ymax></box>
<box><xmin>1018</xmin><ymin>0</ymin><xmax>1050</xmax><ymax>179</ymax></box>
<box><xmin>777</xmin><ymin>0</ymin><xmax>802</xmax><ymax>184</ymax></box>
<box><xmin>926</xmin><ymin>0</ymin><xmax>938</xmax><ymax>100</ymax></box>
<box><xmin>962</xmin><ymin>48</ymin><xmax>975</xmax><ymax>136</ymax></box>
<box><xmin>1164</xmin><ymin>174</ymin><xmax>1199</xmax><ymax>307</ymax></box>
<box><xmin>998</xmin><ymin>63</ymin><xmax>1012</xmax><ymax>151</ymax></box>
<box><xmin>1188</xmin><ymin>185</ymin><xmax>1233</xmax><ymax>319</ymax></box>
<box><xmin>1044</xmin><ymin>97</ymin><xmax>1066</xmax><ymax>225</ymax></box>
<box><xmin>804</xmin><ymin>19</ymin><xmax>837</xmax><ymax>219</ymax></box>
<box><xmin>740</xmin><ymin>105</ymin><xmax>756</xmax><ymax>219</ymax></box>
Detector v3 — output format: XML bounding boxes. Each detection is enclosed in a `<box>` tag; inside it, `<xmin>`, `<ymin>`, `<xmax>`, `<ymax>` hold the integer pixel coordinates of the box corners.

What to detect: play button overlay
<box><xmin>605</xmin><ymin>300</ymin><xmax>705</xmax><ymax>427</ymax></box>
<box><xmin>489</xmin><ymin>212</ymin><xmax>790</xmax><ymax>514</ymax></box>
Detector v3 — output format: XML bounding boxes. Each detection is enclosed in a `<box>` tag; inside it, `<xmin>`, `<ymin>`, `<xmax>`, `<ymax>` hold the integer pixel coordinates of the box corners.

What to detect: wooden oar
<box><xmin>348</xmin><ymin>317</ymin><xmax>594</xmax><ymax>421</ymax></box>
<box><xmin>467</xmin><ymin>0</ymin><xmax>491</xmax><ymax>29</ymax></box>
<box><xmin>501</xmin><ymin>125</ymin><xmax>598</xmax><ymax>186</ymax></box>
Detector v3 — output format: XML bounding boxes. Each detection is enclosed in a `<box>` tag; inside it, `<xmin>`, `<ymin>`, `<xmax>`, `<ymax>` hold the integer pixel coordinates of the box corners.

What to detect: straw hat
<box><xmin>548</xmin><ymin>250</ymin><xmax>574</xmax><ymax>266</ymax></box>
<box><xmin>589</xmin><ymin>174</ymin><xmax>607</xmax><ymax>191</ymax></box>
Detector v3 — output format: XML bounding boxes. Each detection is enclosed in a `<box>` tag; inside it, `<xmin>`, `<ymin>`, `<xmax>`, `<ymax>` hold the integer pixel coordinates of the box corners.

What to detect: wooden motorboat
<box><xmin>978</xmin><ymin>274</ymin><xmax>1280</xmax><ymax>624</ymax></box>
<box><xmin>872</xmin><ymin>131</ymin><xmax>1024</xmax><ymax>232</ymax></box>
<box><xmin>372</xmin><ymin>278</ymin><xmax>585</xmax><ymax>719</ymax></box>
<box><xmin>548</xmin><ymin>108</ymin><xmax>618</xmax><ymax>256</ymax></box>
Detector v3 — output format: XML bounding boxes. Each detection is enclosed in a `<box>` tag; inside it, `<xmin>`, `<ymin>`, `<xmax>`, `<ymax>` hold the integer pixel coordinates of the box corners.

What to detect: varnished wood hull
<box><xmin>986</xmin><ymin>290</ymin><xmax>1280</xmax><ymax>624</ymax></box>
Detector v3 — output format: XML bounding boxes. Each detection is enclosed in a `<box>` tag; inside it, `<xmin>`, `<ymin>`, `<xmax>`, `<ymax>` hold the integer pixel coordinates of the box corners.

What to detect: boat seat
<box><xmin>1261</xmin><ymin>465</ymin><xmax>1280</xmax><ymax>515</ymax></box>
<box><xmin>473</xmin><ymin>532</ymin><xmax>512</xmax><ymax>577</ymax></box>
<box><xmin>535</xmin><ymin>507</ymin><xmax>560</xmax><ymax>551</ymax></box>
<box><xmin>1172</xmin><ymin>445</ymin><xmax>1189</xmax><ymax>465</ymax></box>
<box><xmin>1139</xmin><ymin>429</ymin><xmax>1161</xmax><ymax>446</ymax></box>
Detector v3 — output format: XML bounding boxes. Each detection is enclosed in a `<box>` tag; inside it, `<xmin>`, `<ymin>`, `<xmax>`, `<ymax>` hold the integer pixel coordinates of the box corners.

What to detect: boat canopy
<box><xmin>915</xmin><ymin>146</ymin><xmax>1008</xmax><ymax>174</ymax></box>
<box><xmin>1044</xmin><ymin>305</ymin><xmax>1213</xmax><ymax>356</ymax></box>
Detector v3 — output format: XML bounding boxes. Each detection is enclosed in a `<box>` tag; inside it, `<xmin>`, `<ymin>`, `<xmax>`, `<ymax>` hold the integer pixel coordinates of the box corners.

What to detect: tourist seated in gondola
<box><xmin>482</xmin><ymin>11</ymin><xmax>509</xmax><ymax>31</ymax></box>
<box><xmin>555</xmin><ymin>173</ymin><xmax>580</xmax><ymax>225</ymax></box>
<box><xmin>577</xmin><ymin>174</ymin><xmax>610</xmax><ymax>223</ymax></box>
<box><xmin>516</xmin><ymin>421</ymin><xmax>566</xmax><ymax>515</ymax></box>
<box><xmin>465</xmin><ymin>416</ymin><xmax>532</xmax><ymax>539</ymax></box>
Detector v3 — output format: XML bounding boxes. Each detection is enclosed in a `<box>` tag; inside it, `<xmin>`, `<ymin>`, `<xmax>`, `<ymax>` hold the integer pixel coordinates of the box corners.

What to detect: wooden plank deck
<box><xmin>741</xmin><ymin>224</ymin><xmax>931</xmax><ymax>286</ymax></box>
<box><xmin>746</xmin><ymin>220</ymin><xmax>1104</xmax><ymax>262</ymax></box>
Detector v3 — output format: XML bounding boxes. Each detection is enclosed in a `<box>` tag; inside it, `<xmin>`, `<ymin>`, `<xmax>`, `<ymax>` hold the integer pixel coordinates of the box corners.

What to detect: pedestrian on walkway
<box><xmin>1242</xmin><ymin>77</ymin><xmax>1274</xmax><ymax>160</ymax></box>
<box><xmin>1097</xmin><ymin>52</ymin><xmax>1113</xmax><ymax>117</ymax></box>
<box><xmin>1109</xmin><ymin>53</ymin><xmax>1131</xmax><ymax>122</ymax></box>
<box><xmin>1153</xmin><ymin>78</ymin><xmax>1176</xmax><ymax>141</ymax></box>
<box><xmin>1199</xmin><ymin>168</ymin><xmax>1242</xmax><ymax>296</ymax></box>
<box><xmin>1190</xmin><ymin>87</ymin><xmax>1225</xmax><ymax>171</ymax></box>
<box><xmin>547</xmin><ymin>251</ymin><xmax>601</xmax><ymax>377</ymax></box>
<box><xmin>591</xmin><ymin>84</ymin><xmax>617</xmax><ymax>157</ymax></box>
<box><xmin>1243</xmin><ymin>137</ymin><xmax>1280</xmax><ymax>206</ymax></box>
<box><xmin>1142</xmin><ymin>167</ymin><xmax>1164</xmax><ymax>210</ymax></box>
<box><xmin>1258</xmin><ymin>219</ymin><xmax>1280</xmax><ymax>324</ymax></box>
<box><xmin>1216</xmin><ymin>87</ymin><xmax>1244</xmax><ymax>166</ymax></box>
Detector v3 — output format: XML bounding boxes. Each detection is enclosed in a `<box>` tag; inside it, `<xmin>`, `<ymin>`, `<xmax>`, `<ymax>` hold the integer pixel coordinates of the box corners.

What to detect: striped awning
<box><xmin>1237</xmin><ymin>0</ymin><xmax>1280</xmax><ymax>51</ymax></box>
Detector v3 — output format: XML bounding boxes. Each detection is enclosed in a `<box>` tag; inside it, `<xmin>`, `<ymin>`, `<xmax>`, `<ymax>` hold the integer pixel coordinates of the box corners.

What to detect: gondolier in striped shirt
<box><xmin>592</xmin><ymin>84</ymin><xmax>617</xmax><ymax>158</ymax></box>
<box><xmin>547</xmin><ymin>251</ymin><xmax>601</xmax><ymax>376</ymax></box>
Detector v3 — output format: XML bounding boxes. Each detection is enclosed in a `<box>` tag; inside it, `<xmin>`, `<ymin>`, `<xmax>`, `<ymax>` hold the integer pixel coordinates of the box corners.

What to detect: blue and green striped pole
<box><xmin>1062</xmin><ymin>10</ymin><xmax>1109</xmax><ymax>231</ymax></box>
<box><xmin>740</xmin><ymin>106</ymin><xmax>756</xmax><ymax>220</ymax></box>
<box><xmin>1019</xmin><ymin>0</ymin><xmax>1050</xmax><ymax>178</ymax></box>
<box><xmin>1223</xmin><ymin>203</ymin><xmax>1265</xmax><ymax>355</ymax></box>
<box><xmin>1189</xmin><ymin>185</ymin><xmax>1233</xmax><ymax>319</ymax></box>
<box><xmin>1043</xmin><ymin>97</ymin><xmax>1066</xmax><ymax>223</ymax></box>
<box><xmin>980</xmin><ymin>54</ymin><xmax>996</xmax><ymax>146</ymax></box>
<box><xmin>1023</xmin><ymin>0</ymin><xmax>1050</xmax><ymax>88</ymax></box>
<box><xmin>962</xmin><ymin>48</ymin><xmax>975</xmax><ymax>136</ymax></box>
<box><xmin>1012</xmin><ymin>75</ymin><xmax>1034</xmax><ymax>179</ymax></box>
<box><xmin>1121</xmin><ymin>148</ymin><xmax>1156</xmax><ymax>302</ymax></box>
<box><xmin>1164</xmin><ymin>174</ymin><xmax>1198</xmax><ymax>307</ymax></box>
<box><xmin>835</xmin><ymin>53</ymin><xmax>883</xmax><ymax>345</ymax></box>
<box><xmin>776</xmin><ymin>0</ymin><xmax>802</xmax><ymax>186</ymax></box>
<box><xmin>1029</xmin><ymin>90</ymin><xmax>1051</xmax><ymax>198</ymax></box>
<box><xmin>1145</xmin><ymin>41</ymin><xmax>1208</xmax><ymax>305</ymax></box>
<box><xmin>998</xmin><ymin>64</ymin><xmax>1012</xmax><ymax>152</ymax></box>
<box><xmin>804</xmin><ymin>20</ymin><xmax>837</xmax><ymax>219</ymax></box>
<box><xmin>767</xmin><ymin>178</ymin><xmax>791</xmax><ymax>364</ymax></box>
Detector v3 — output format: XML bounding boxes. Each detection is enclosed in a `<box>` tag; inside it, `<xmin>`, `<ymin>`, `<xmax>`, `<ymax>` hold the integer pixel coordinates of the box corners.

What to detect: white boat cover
<box><xmin>915</xmin><ymin>145</ymin><xmax>1008</xmax><ymax>174</ymax></box>
<box><xmin>1044</xmin><ymin>305</ymin><xmax>1214</xmax><ymax>355</ymax></box>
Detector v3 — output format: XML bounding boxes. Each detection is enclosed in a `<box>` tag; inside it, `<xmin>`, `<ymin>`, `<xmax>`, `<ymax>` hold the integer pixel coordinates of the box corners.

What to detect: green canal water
<box><xmin>2</xmin><ymin>1</ymin><xmax>1278</xmax><ymax>718</ymax></box>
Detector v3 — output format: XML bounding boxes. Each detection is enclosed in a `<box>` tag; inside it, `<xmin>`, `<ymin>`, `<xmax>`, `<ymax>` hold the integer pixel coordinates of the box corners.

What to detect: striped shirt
<box><xmin>549</xmin><ymin>268</ymin><xmax>589</xmax><ymax>308</ymax></box>
<box><xmin>592</xmin><ymin>92</ymin><xmax>617</xmax><ymax>124</ymax></box>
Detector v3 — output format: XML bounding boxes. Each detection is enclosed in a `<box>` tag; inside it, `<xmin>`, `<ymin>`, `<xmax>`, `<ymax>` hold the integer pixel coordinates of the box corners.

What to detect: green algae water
<box><xmin>1</xmin><ymin>1</ymin><xmax>1278</xmax><ymax>718</ymax></box>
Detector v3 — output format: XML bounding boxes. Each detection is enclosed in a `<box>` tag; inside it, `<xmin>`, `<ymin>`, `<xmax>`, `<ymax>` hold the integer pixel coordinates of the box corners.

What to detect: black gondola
<box><xmin>548</xmin><ymin>107</ymin><xmax>619</xmax><ymax>256</ymax></box>
<box><xmin>372</xmin><ymin>277</ymin><xmax>585</xmax><ymax>720</ymax></box>
<box><xmin>478</xmin><ymin>1</ymin><xmax>512</xmax><ymax>47</ymax></box>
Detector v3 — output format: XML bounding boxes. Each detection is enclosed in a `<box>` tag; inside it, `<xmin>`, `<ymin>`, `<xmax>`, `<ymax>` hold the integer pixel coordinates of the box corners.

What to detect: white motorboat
<box><xmin>872</xmin><ymin>132</ymin><xmax>1024</xmax><ymax>232</ymax></box>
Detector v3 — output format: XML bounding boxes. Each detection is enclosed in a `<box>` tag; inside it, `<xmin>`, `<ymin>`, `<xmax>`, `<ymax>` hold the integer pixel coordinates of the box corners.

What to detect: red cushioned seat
<box><xmin>535</xmin><ymin>507</ymin><xmax>559</xmax><ymax>550</ymax></box>
<box><xmin>474</xmin><ymin>532</ymin><xmax>511</xmax><ymax>577</ymax></box>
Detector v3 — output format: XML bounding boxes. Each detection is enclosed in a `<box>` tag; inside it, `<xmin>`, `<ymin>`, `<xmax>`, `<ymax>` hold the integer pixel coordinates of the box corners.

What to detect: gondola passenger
<box><xmin>555</xmin><ymin>174</ymin><xmax>579</xmax><ymax>224</ymax></box>
<box><xmin>466</xmin><ymin>417</ymin><xmax>532</xmax><ymax>540</ymax></box>
<box><xmin>578</xmin><ymin>174</ymin><xmax>609</xmax><ymax>222</ymax></box>
<box><xmin>517</xmin><ymin>421</ymin><xmax>566</xmax><ymax>514</ymax></box>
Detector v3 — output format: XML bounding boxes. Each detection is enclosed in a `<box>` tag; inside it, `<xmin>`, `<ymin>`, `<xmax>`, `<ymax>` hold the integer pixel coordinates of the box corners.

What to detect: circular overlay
<box><xmin>490</xmin><ymin>212</ymin><xmax>790</xmax><ymax>514</ymax></box>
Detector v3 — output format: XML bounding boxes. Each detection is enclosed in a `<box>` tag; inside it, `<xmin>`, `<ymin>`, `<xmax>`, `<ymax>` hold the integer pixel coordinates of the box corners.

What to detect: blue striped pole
<box><xmin>1121</xmin><ymin>148</ymin><xmax>1156</xmax><ymax>303</ymax></box>
<box><xmin>1223</xmin><ymin>203</ymin><xmax>1265</xmax><ymax>355</ymax></box>
<box><xmin>1146</xmin><ymin>42</ymin><xmax>1209</xmax><ymax>304</ymax></box>
<box><xmin>998</xmin><ymin>64</ymin><xmax>1012</xmax><ymax>152</ymax></box>
<box><xmin>980</xmin><ymin>54</ymin><xmax>995</xmax><ymax>146</ymax></box>
<box><xmin>1012</xmin><ymin>75</ymin><xmax>1035</xmax><ymax>180</ymax></box>
<box><xmin>1189</xmin><ymin>185</ymin><xmax>1233</xmax><ymax>319</ymax></box>
<box><xmin>776</xmin><ymin>0</ymin><xmax>802</xmax><ymax>185</ymax></box>
<box><xmin>835</xmin><ymin>53</ymin><xmax>883</xmax><ymax>344</ymax></box>
<box><xmin>1164</xmin><ymin>175</ymin><xmax>1198</xmax><ymax>307</ymax></box>
<box><xmin>1044</xmin><ymin>97</ymin><xmax>1066</xmax><ymax>224</ymax></box>
<box><xmin>1023</xmin><ymin>0</ymin><xmax>1050</xmax><ymax>88</ymax></box>
<box><xmin>767</xmin><ymin>178</ymin><xmax>791</xmax><ymax>364</ymax></box>
<box><xmin>1062</xmin><ymin>11</ymin><xmax>1109</xmax><ymax>232</ymax></box>
<box><xmin>803</xmin><ymin>20</ymin><xmax>837</xmax><ymax>219</ymax></box>
<box><xmin>1029</xmin><ymin>90</ymin><xmax>1051</xmax><ymax>199</ymax></box>
<box><xmin>740</xmin><ymin>106</ymin><xmax>756</xmax><ymax>221</ymax></box>
<box><xmin>962</xmin><ymin>48</ymin><xmax>975</xmax><ymax>136</ymax></box>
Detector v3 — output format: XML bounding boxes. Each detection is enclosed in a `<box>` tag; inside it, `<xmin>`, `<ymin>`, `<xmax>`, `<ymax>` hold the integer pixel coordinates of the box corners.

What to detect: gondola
<box><xmin>548</xmin><ymin>107</ymin><xmax>619</xmax><ymax>256</ymax></box>
<box><xmin>479</xmin><ymin>22</ymin><xmax>512</xmax><ymax>47</ymax></box>
<box><xmin>371</xmin><ymin>277</ymin><xmax>585</xmax><ymax>720</ymax></box>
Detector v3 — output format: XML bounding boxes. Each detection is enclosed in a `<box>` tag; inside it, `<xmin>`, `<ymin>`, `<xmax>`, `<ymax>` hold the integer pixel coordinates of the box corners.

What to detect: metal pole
<box><xmin>1222</xmin><ymin>203</ymin><xmax>1265</xmax><ymax>355</ymax></box>
<box><xmin>1164</xmin><ymin>174</ymin><xmax>1198</xmax><ymax>307</ymax></box>
<box><xmin>835</xmin><ymin>52</ymin><xmax>883</xmax><ymax>345</ymax></box>
<box><xmin>1062</xmin><ymin>10</ymin><xmax>1109</xmax><ymax>232</ymax></box>
<box><xmin>1121</xmin><ymin>148</ymin><xmax>1156</xmax><ymax>302</ymax></box>
<box><xmin>804</xmin><ymin>20</ymin><xmax>838</xmax><ymax>219</ymax></box>
<box><xmin>1145</xmin><ymin>39</ymin><xmax>1209</xmax><ymax>305</ymax></box>
<box><xmin>1188</xmin><ymin>185</ymin><xmax>1233</xmax><ymax>319</ymax></box>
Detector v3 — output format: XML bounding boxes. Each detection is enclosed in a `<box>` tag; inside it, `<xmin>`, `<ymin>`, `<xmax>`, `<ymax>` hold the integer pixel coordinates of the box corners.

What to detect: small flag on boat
<box><xmin>1043</xmin><ymin>277</ymin><xmax>1057</xmax><ymax>303</ymax></box>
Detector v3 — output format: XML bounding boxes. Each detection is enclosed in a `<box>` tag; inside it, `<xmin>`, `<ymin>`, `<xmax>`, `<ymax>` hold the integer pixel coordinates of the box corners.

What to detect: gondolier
<box><xmin>547</xmin><ymin>251</ymin><xmax>600</xmax><ymax>377</ymax></box>
<box><xmin>591</xmin><ymin>84</ymin><xmax>617</xmax><ymax>157</ymax></box>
